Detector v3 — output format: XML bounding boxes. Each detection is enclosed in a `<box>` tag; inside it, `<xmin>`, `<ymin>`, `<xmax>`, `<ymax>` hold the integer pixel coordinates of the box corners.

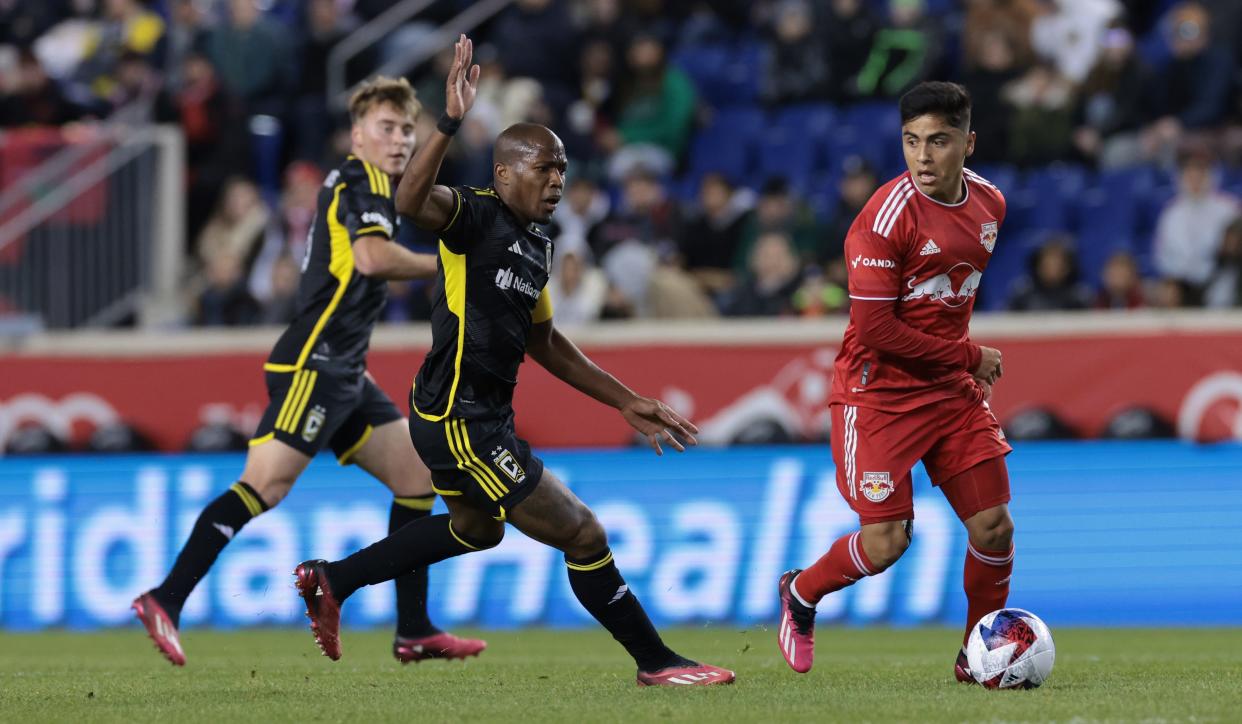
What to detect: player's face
<box><xmin>500</xmin><ymin>141</ymin><xmax>567</xmax><ymax>225</ymax></box>
<box><xmin>901</xmin><ymin>114</ymin><xmax>975</xmax><ymax>204</ymax></box>
<box><xmin>352</xmin><ymin>103</ymin><xmax>417</xmax><ymax>177</ymax></box>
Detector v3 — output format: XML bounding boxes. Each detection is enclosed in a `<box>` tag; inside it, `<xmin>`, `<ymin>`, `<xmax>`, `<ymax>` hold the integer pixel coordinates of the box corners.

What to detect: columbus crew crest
<box><xmin>980</xmin><ymin>221</ymin><xmax>998</xmax><ymax>253</ymax></box>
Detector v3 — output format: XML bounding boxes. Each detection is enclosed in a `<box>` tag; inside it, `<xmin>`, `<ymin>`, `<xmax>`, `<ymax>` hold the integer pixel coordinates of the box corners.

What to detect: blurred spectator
<box><xmin>792</xmin><ymin>263</ymin><xmax>849</xmax><ymax>317</ymax></box>
<box><xmin>106</xmin><ymin>50</ymin><xmax>160</xmax><ymax>122</ymax></box>
<box><xmin>546</xmin><ymin>250</ymin><xmax>608</xmax><ymax>326</ymax></box>
<box><xmin>1029</xmin><ymin>0</ymin><xmax>1121</xmax><ymax>84</ymax></box>
<box><xmin>1204</xmin><ymin>218</ymin><xmax>1242</xmax><ymax>308</ymax></box>
<box><xmin>759</xmin><ymin>0</ymin><xmax>829</xmax><ymax>106</ymax></box>
<box><xmin>589</xmin><ymin>167</ymin><xmax>683</xmax><ymax>261</ymax></box>
<box><xmin>960</xmin><ymin>28</ymin><xmax>1020</xmax><ymax>166</ymax></box>
<box><xmin>855</xmin><ymin>0</ymin><xmax>942</xmax><ymax>98</ymax></box>
<box><xmin>1006</xmin><ymin>236</ymin><xmax>1092</xmax><ymax>311</ymax></box>
<box><xmin>195</xmin><ymin>176</ymin><xmax>269</xmax><ymax>275</ymax></box>
<box><xmin>74</xmin><ymin>0</ymin><xmax>166</xmax><ymax>110</ymax></box>
<box><xmin>196</xmin><ymin>251</ymin><xmax>260</xmax><ymax>326</ymax></box>
<box><xmin>0</xmin><ymin>0</ymin><xmax>63</xmax><ymax>47</ymax></box>
<box><xmin>962</xmin><ymin>0</ymin><xmax>1038</xmax><ymax>70</ymax></box>
<box><xmin>563</xmin><ymin>38</ymin><xmax>618</xmax><ymax>167</ymax></box>
<box><xmin>1071</xmin><ymin>23</ymin><xmax>1155</xmax><ymax>169</ymax></box>
<box><xmin>1142</xmin><ymin>2</ymin><xmax>1235</xmax><ymax>164</ymax></box>
<box><xmin>1149</xmin><ymin>277</ymin><xmax>1191</xmax><ymax>309</ymax></box>
<box><xmin>722</xmin><ymin>230</ymin><xmax>803</xmax><ymax>317</ymax></box>
<box><xmin>1153</xmin><ymin>148</ymin><xmax>1239</xmax><ymax>292</ymax></box>
<box><xmin>1094</xmin><ymin>250</ymin><xmax>1146</xmax><ymax>309</ymax></box>
<box><xmin>164</xmin><ymin>0</ymin><xmax>211</xmax><ymax>88</ymax></box>
<box><xmin>249</xmin><ymin>160</ymin><xmax>321</xmax><ymax>300</ymax></box>
<box><xmin>259</xmin><ymin>253</ymin><xmax>300</xmax><ymax>325</ymax></box>
<box><xmin>736</xmin><ymin>176</ymin><xmax>825</xmax><ymax>273</ymax></box>
<box><xmin>602</xmin><ymin>34</ymin><xmax>696</xmax><ymax>180</ymax></box>
<box><xmin>206</xmin><ymin>0</ymin><xmax>292</xmax><ymax>112</ymax></box>
<box><xmin>0</xmin><ymin>48</ymin><xmax>81</xmax><ymax>126</ymax></box>
<box><xmin>678</xmin><ymin>172</ymin><xmax>754</xmax><ymax>296</ymax></box>
<box><xmin>823</xmin><ymin>0</ymin><xmax>877</xmax><ymax>104</ymax></box>
<box><xmin>490</xmin><ymin>0</ymin><xmax>577</xmax><ymax>96</ymax></box>
<box><xmin>1004</xmin><ymin>61</ymin><xmax>1076</xmax><ymax>166</ymax></box>
<box><xmin>292</xmin><ymin>0</ymin><xmax>352</xmax><ymax>160</ymax></box>
<box><xmin>551</xmin><ymin>176</ymin><xmax>610</xmax><ymax>261</ymax></box>
<box><xmin>822</xmin><ymin>158</ymin><xmax>878</xmax><ymax>264</ymax></box>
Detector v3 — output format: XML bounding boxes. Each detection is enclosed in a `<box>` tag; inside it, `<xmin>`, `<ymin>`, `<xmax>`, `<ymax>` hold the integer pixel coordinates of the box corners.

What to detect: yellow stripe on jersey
<box><xmin>566</xmin><ymin>551</ymin><xmax>614</xmax><ymax>572</ymax></box>
<box><xmin>444</xmin><ymin>420</ymin><xmax>503</xmax><ymax>501</ymax></box>
<box><xmin>353</xmin><ymin>225</ymin><xmax>390</xmax><ymax>238</ymax></box>
<box><xmin>230</xmin><ymin>482</ymin><xmax>264</xmax><ymax>517</ymax></box>
<box><xmin>294</xmin><ymin>183</ymin><xmax>354</xmax><ymax>369</ymax></box>
<box><xmin>532</xmin><ymin>287</ymin><xmax>554</xmax><ymax>324</ymax></box>
<box><xmin>362</xmin><ymin>161</ymin><xmax>380</xmax><ymax>195</ymax></box>
<box><xmin>456</xmin><ymin>419</ymin><xmax>508</xmax><ymax>495</ymax></box>
<box><xmin>439</xmin><ymin>188</ymin><xmax>463</xmax><ymax>232</ymax></box>
<box><xmin>412</xmin><ymin>241</ymin><xmax>467</xmax><ymax>421</ymax></box>
<box><xmin>274</xmin><ymin>370</ymin><xmax>306</xmax><ymax>431</ymax></box>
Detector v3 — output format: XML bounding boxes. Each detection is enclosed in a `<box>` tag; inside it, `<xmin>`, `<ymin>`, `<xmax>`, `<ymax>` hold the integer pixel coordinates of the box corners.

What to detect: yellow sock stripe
<box><xmin>283</xmin><ymin>370</ymin><xmax>318</xmax><ymax>433</ymax></box>
<box><xmin>566</xmin><ymin>551</ymin><xmax>614</xmax><ymax>572</ymax></box>
<box><xmin>274</xmin><ymin>370</ymin><xmax>305</xmax><ymax>432</ymax></box>
<box><xmin>393</xmin><ymin>495</ymin><xmax>435</xmax><ymax>511</ymax></box>
<box><xmin>230</xmin><ymin>483</ymin><xmax>263</xmax><ymax>517</ymax></box>
<box><xmin>448</xmin><ymin>421</ymin><xmax>504</xmax><ymax>501</ymax></box>
<box><xmin>448</xmin><ymin>522</ymin><xmax>482</xmax><ymax>551</ymax></box>
<box><xmin>336</xmin><ymin>424</ymin><xmax>373</xmax><ymax>465</ymax></box>
<box><xmin>444</xmin><ymin>421</ymin><xmax>502</xmax><ymax>501</ymax></box>
<box><xmin>456</xmin><ymin>419</ymin><xmax>508</xmax><ymax>495</ymax></box>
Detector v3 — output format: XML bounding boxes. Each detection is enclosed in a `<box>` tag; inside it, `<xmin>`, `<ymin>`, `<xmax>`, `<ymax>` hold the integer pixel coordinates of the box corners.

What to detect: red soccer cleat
<box><xmin>954</xmin><ymin>646</ymin><xmax>977</xmax><ymax>684</ymax></box>
<box><xmin>393</xmin><ymin>632</ymin><xmax>487</xmax><ymax>664</ymax></box>
<box><xmin>636</xmin><ymin>662</ymin><xmax>735</xmax><ymax>687</ymax></box>
<box><xmin>293</xmin><ymin>559</ymin><xmax>343</xmax><ymax>661</ymax></box>
<box><xmin>777</xmin><ymin>569</ymin><xmax>816</xmax><ymax>673</ymax></box>
<box><xmin>132</xmin><ymin>591</ymin><xmax>186</xmax><ymax>666</ymax></box>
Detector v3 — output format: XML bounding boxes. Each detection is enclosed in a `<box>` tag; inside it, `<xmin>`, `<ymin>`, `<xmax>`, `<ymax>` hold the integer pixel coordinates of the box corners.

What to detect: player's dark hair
<box><xmin>349</xmin><ymin>76</ymin><xmax>421</xmax><ymax>124</ymax></box>
<box><xmin>899</xmin><ymin>81</ymin><xmax>972</xmax><ymax>131</ymax></box>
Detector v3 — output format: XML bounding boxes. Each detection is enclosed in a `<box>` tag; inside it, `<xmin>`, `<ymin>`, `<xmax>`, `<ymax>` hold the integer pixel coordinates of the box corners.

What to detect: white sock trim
<box><xmin>790</xmin><ymin>574</ymin><xmax>815</xmax><ymax>609</ymax></box>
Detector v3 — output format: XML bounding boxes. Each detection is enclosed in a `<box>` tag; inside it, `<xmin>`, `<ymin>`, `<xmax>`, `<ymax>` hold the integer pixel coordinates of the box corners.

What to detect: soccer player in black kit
<box><xmin>133</xmin><ymin>77</ymin><xmax>484</xmax><ymax>666</ymax></box>
<box><xmin>291</xmin><ymin>35</ymin><xmax>735</xmax><ymax>687</ymax></box>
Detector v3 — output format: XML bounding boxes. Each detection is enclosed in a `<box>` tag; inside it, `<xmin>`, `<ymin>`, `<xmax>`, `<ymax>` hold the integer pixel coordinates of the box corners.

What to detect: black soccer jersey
<box><xmin>266</xmin><ymin>156</ymin><xmax>397</xmax><ymax>377</ymax></box>
<box><xmin>411</xmin><ymin>186</ymin><xmax>554</xmax><ymax>420</ymax></box>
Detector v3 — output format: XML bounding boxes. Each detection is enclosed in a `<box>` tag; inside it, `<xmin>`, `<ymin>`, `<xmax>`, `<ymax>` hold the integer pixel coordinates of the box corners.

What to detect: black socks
<box><xmin>390</xmin><ymin>495</ymin><xmax>440</xmax><ymax>639</ymax></box>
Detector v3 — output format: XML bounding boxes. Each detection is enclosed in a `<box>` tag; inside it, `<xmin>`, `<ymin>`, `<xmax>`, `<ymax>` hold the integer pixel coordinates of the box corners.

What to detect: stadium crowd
<box><xmin>3</xmin><ymin>0</ymin><xmax>1242</xmax><ymax>327</ymax></box>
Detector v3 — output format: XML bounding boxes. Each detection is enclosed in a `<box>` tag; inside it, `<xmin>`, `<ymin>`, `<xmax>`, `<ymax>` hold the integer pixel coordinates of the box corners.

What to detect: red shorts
<box><xmin>830</xmin><ymin>393</ymin><xmax>1012</xmax><ymax>525</ymax></box>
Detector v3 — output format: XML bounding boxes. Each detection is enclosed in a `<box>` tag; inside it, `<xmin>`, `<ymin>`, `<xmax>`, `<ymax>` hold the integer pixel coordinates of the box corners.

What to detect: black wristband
<box><xmin>437</xmin><ymin>114</ymin><xmax>462</xmax><ymax>136</ymax></box>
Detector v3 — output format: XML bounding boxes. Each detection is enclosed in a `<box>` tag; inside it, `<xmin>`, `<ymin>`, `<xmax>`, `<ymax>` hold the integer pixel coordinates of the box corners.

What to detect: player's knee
<box><xmin>247</xmin><ymin>477</ymin><xmax>294</xmax><ymax>508</ymax></box>
<box><xmin>563</xmin><ymin>509</ymin><xmax>608</xmax><ymax>559</ymax></box>
<box><xmin>969</xmin><ymin>507</ymin><xmax>1013</xmax><ymax>550</ymax></box>
<box><xmin>453</xmin><ymin>517</ymin><xmax>505</xmax><ymax>550</ymax></box>
<box><xmin>861</xmin><ymin>521</ymin><xmax>912</xmax><ymax>570</ymax></box>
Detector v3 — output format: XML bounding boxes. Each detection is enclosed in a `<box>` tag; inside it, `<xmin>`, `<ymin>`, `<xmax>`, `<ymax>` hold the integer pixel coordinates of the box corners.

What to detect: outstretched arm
<box><xmin>526</xmin><ymin>320</ymin><xmax>698</xmax><ymax>455</ymax></box>
<box><xmin>394</xmin><ymin>34</ymin><xmax>480</xmax><ymax>229</ymax></box>
<box><xmin>351</xmin><ymin>236</ymin><xmax>438</xmax><ymax>280</ymax></box>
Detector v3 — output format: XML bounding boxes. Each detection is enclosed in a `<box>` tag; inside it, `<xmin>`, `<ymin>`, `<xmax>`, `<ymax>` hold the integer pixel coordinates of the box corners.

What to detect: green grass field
<box><xmin>1</xmin><ymin>627</ymin><xmax>1239</xmax><ymax>722</ymax></box>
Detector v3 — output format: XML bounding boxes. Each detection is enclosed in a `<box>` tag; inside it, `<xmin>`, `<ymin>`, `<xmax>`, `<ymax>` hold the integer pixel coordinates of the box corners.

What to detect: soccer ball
<box><xmin>965</xmin><ymin>608</ymin><xmax>1055</xmax><ymax>689</ymax></box>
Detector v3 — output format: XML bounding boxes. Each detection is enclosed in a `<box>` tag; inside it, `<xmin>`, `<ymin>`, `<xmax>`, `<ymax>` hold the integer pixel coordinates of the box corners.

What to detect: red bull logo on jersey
<box><xmin>901</xmin><ymin>262</ymin><xmax>982</xmax><ymax>307</ymax></box>
<box><xmin>861</xmin><ymin>471</ymin><xmax>894</xmax><ymax>502</ymax></box>
<box><xmin>980</xmin><ymin>221</ymin><xmax>998</xmax><ymax>252</ymax></box>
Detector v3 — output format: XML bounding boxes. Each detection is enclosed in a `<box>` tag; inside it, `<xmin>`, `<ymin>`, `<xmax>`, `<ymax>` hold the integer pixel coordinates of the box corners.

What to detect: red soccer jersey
<box><xmin>830</xmin><ymin>168</ymin><xmax>1006</xmax><ymax>412</ymax></box>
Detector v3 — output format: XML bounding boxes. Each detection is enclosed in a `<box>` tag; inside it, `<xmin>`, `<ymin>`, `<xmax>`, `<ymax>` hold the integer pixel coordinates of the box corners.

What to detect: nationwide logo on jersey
<box><xmin>902</xmin><ymin>262</ymin><xmax>982</xmax><ymax>307</ymax></box>
<box><xmin>980</xmin><ymin>221</ymin><xmax>998</xmax><ymax>253</ymax></box>
<box><xmin>495</xmin><ymin>267</ymin><xmax>541</xmax><ymax>300</ymax></box>
<box><xmin>861</xmin><ymin>471</ymin><xmax>894</xmax><ymax>502</ymax></box>
<box><xmin>361</xmin><ymin>211</ymin><xmax>393</xmax><ymax>237</ymax></box>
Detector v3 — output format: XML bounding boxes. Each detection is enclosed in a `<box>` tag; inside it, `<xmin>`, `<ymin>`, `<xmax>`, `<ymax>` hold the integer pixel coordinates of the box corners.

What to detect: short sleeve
<box><xmin>532</xmin><ymin>286</ymin><xmax>554</xmax><ymax>323</ymax></box>
<box><xmin>845</xmin><ymin>228</ymin><xmax>904</xmax><ymax>301</ymax></box>
<box><xmin>438</xmin><ymin>186</ymin><xmax>500</xmax><ymax>252</ymax></box>
<box><xmin>342</xmin><ymin>167</ymin><xmax>396</xmax><ymax>242</ymax></box>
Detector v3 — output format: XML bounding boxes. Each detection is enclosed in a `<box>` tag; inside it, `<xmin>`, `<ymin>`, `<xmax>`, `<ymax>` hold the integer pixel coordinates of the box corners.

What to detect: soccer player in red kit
<box><xmin>776</xmin><ymin>82</ymin><xmax>1013</xmax><ymax>682</ymax></box>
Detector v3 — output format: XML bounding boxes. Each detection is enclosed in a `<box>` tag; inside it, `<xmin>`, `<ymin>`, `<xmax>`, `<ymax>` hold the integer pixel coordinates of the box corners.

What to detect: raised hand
<box><xmin>444</xmin><ymin>33</ymin><xmax>481</xmax><ymax>121</ymax></box>
<box><xmin>619</xmin><ymin>396</ymin><xmax>700</xmax><ymax>456</ymax></box>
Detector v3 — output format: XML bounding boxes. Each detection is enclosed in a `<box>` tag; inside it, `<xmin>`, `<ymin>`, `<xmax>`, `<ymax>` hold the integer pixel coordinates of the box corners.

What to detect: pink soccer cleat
<box><xmin>293</xmin><ymin>559</ymin><xmax>343</xmax><ymax>661</ymax></box>
<box><xmin>777</xmin><ymin>569</ymin><xmax>816</xmax><ymax>673</ymax></box>
<box><xmin>393</xmin><ymin>632</ymin><xmax>487</xmax><ymax>664</ymax></box>
<box><xmin>636</xmin><ymin>662</ymin><xmax>735</xmax><ymax>687</ymax></box>
<box><xmin>132</xmin><ymin>592</ymin><xmax>186</xmax><ymax>667</ymax></box>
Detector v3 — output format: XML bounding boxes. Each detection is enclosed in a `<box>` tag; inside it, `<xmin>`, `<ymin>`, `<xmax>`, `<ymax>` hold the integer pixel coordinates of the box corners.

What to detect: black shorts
<box><xmin>409</xmin><ymin>410</ymin><xmax>543</xmax><ymax>520</ymax></box>
<box><xmin>250</xmin><ymin>368</ymin><xmax>403</xmax><ymax>463</ymax></box>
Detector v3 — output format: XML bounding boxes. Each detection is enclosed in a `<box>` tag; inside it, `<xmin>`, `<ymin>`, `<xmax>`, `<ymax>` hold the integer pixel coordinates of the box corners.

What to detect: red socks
<box><xmin>963</xmin><ymin>542</ymin><xmax>1014</xmax><ymax>643</ymax></box>
<box><xmin>793</xmin><ymin>531</ymin><xmax>876</xmax><ymax>605</ymax></box>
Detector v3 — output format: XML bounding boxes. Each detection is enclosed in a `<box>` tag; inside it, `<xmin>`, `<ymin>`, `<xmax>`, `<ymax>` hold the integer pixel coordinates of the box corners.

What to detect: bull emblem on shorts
<box><xmin>861</xmin><ymin>471</ymin><xmax>894</xmax><ymax>502</ymax></box>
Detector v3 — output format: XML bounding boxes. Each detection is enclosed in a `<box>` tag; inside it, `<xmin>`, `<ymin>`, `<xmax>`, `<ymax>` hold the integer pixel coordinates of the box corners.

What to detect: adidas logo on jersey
<box><xmin>920</xmin><ymin>239</ymin><xmax>940</xmax><ymax>256</ymax></box>
<box><xmin>508</xmin><ymin>241</ymin><xmax>523</xmax><ymax>255</ymax></box>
